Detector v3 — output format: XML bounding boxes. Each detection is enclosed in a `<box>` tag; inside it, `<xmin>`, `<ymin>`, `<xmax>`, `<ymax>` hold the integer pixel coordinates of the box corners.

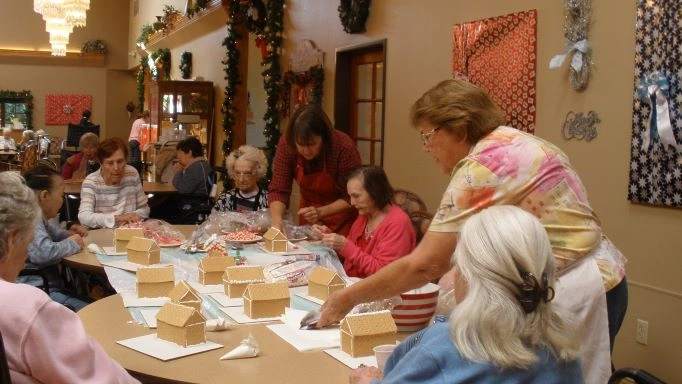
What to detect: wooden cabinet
<box><xmin>147</xmin><ymin>80</ymin><xmax>215</xmax><ymax>162</ymax></box>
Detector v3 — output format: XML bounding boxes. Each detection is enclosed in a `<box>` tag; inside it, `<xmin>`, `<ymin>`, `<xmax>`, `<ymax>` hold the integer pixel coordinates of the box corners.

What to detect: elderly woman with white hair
<box><xmin>350</xmin><ymin>206</ymin><xmax>584</xmax><ymax>384</ymax></box>
<box><xmin>1</xmin><ymin>127</ymin><xmax>17</xmax><ymax>151</ymax></box>
<box><xmin>214</xmin><ymin>144</ymin><xmax>269</xmax><ymax>212</ymax></box>
<box><xmin>0</xmin><ymin>172</ymin><xmax>138</xmax><ymax>383</ymax></box>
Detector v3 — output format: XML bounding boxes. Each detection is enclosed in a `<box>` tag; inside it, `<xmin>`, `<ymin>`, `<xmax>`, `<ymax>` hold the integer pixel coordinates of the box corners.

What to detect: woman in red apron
<box><xmin>269</xmin><ymin>106</ymin><xmax>361</xmax><ymax>236</ymax></box>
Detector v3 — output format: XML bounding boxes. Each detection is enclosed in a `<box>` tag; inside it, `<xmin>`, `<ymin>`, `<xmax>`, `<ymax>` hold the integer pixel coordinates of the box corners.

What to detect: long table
<box><xmin>78</xmin><ymin>294</ymin><xmax>351</xmax><ymax>384</ymax></box>
<box><xmin>64</xmin><ymin>180</ymin><xmax>177</xmax><ymax>195</ymax></box>
<box><xmin>70</xmin><ymin>225</ymin><xmax>355</xmax><ymax>383</ymax></box>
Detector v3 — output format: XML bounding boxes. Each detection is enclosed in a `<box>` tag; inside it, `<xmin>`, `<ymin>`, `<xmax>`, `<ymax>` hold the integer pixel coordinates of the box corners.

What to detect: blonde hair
<box><xmin>410</xmin><ymin>79</ymin><xmax>506</xmax><ymax>144</ymax></box>
<box><xmin>226</xmin><ymin>145</ymin><xmax>268</xmax><ymax>180</ymax></box>
<box><xmin>0</xmin><ymin>172</ymin><xmax>39</xmax><ymax>261</ymax></box>
<box><xmin>449</xmin><ymin>205</ymin><xmax>580</xmax><ymax>368</ymax></box>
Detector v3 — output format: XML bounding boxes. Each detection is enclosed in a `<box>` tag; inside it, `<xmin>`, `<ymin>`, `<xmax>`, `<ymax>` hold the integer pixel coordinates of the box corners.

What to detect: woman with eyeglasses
<box><xmin>319</xmin><ymin>79</ymin><xmax>627</xmax><ymax>383</ymax></box>
<box><xmin>269</xmin><ymin>106</ymin><xmax>362</xmax><ymax>236</ymax></box>
<box><xmin>214</xmin><ymin>144</ymin><xmax>269</xmax><ymax>212</ymax></box>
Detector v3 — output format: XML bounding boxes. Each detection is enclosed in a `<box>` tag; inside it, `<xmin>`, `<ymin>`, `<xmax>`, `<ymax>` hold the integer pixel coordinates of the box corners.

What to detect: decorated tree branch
<box><xmin>221</xmin><ymin>0</ymin><xmax>284</xmax><ymax>186</ymax></box>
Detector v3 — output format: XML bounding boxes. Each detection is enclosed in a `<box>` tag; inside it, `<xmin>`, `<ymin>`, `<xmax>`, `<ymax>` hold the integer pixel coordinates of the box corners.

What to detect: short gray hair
<box><xmin>3</xmin><ymin>128</ymin><xmax>12</xmax><ymax>135</ymax></box>
<box><xmin>0</xmin><ymin>172</ymin><xmax>39</xmax><ymax>261</ymax></box>
<box><xmin>449</xmin><ymin>205</ymin><xmax>579</xmax><ymax>368</ymax></box>
<box><xmin>226</xmin><ymin>145</ymin><xmax>268</xmax><ymax>180</ymax></box>
<box><xmin>79</xmin><ymin>132</ymin><xmax>99</xmax><ymax>148</ymax></box>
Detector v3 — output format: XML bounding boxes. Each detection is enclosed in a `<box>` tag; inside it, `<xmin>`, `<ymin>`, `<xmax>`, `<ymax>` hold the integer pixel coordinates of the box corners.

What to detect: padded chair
<box><xmin>608</xmin><ymin>368</ymin><xmax>666</xmax><ymax>384</ymax></box>
<box><xmin>66</xmin><ymin>123</ymin><xmax>100</xmax><ymax>148</ymax></box>
<box><xmin>392</xmin><ymin>189</ymin><xmax>433</xmax><ymax>243</ymax></box>
<box><xmin>0</xmin><ymin>331</ymin><xmax>11</xmax><ymax>384</ymax></box>
<box><xmin>166</xmin><ymin>170</ymin><xmax>217</xmax><ymax>225</ymax></box>
<box><xmin>16</xmin><ymin>144</ymin><xmax>38</xmax><ymax>173</ymax></box>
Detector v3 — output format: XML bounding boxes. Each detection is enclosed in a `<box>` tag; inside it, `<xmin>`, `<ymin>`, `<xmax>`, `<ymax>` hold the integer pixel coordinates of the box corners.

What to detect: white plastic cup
<box><xmin>373</xmin><ymin>344</ymin><xmax>397</xmax><ymax>372</ymax></box>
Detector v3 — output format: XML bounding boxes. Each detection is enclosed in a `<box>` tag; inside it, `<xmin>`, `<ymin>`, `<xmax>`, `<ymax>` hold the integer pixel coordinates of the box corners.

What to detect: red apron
<box><xmin>295</xmin><ymin>155</ymin><xmax>357</xmax><ymax>236</ymax></box>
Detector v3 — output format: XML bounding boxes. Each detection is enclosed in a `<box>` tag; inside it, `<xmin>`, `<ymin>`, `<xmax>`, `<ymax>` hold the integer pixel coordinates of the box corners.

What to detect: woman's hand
<box><xmin>349</xmin><ymin>366</ymin><xmax>382</xmax><ymax>384</ymax></box>
<box><xmin>114</xmin><ymin>213</ymin><xmax>142</xmax><ymax>225</ymax></box>
<box><xmin>68</xmin><ymin>224</ymin><xmax>89</xmax><ymax>237</ymax></box>
<box><xmin>316</xmin><ymin>289</ymin><xmax>354</xmax><ymax>328</ymax></box>
<box><xmin>171</xmin><ymin>161</ymin><xmax>184</xmax><ymax>173</ymax></box>
<box><xmin>311</xmin><ymin>224</ymin><xmax>331</xmax><ymax>238</ymax></box>
<box><xmin>321</xmin><ymin>233</ymin><xmax>347</xmax><ymax>250</ymax></box>
<box><xmin>298</xmin><ymin>206</ymin><xmax>320</xmax><ymax>224</ymax></box>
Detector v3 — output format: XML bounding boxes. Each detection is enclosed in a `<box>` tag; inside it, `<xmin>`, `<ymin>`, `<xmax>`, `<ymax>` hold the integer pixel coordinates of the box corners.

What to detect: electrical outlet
<box><xmin>636</xmin><ymin>319</ymin><xmax>649</xmax><ymax>345</ymax></box>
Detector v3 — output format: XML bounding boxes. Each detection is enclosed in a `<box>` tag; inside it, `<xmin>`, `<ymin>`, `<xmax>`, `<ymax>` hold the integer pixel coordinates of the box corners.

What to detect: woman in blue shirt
<box><xmin>351</xmin><ymin>206</ymin><xmax>584</xmax><ymax>384</ymax></box>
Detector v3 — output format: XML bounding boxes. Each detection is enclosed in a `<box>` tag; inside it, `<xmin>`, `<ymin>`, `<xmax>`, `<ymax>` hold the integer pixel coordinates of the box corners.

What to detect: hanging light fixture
<box><xmin>34</xmin><ymin>0</ymin><xmax>90</xmax><ymax>56</ymax></box>
<box><xmin>64</xmin><ymin>0</ymin><xmax>90</xmax><ymax>28</ymax></box>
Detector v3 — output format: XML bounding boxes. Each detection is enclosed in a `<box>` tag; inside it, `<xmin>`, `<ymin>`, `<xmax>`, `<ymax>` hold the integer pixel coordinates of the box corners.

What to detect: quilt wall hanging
<box><xmin>45</xmin><ymin>94</ymin><xmax>93</xmax><ymax>125</ymax></box>
<box><xmin>628</xmin><ymin>0</ymin><xmax>682</xmax><ymax>208</ymax></box>
<box><xmin>452</xmin><ymin>9</ymin><xmax>537</xmax><ymax>134</ymax></box>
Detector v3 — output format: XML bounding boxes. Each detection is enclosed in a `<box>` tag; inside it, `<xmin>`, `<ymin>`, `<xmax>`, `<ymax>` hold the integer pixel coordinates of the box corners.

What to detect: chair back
<box><xmin>66</xmin><ymin>123</ymin><xmax>100</xmax><ymax>148</ymax></box>
<box><xmin>0</xmin><ymin>331</ymin><xmax>11</xmax><ymax>384</ymax></box>
<box><xmin>17</xmin><ymin>144</ymin><xmax>38</xmax><ymax>173</ymax></box>
<box><xmin>392</xmin><ymin>189</ymin><xmax>433</xmax><ymax>243</ymax></box>
<box><xmin>608</xmin><ymin>368</ymin><xmax>666</xmax><ymax>384</ymax></box>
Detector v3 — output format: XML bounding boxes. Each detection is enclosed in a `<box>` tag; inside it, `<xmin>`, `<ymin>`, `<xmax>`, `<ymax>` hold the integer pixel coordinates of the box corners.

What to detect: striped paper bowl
<box><xmin>391</xmin><ymin>282</ymin><xmax>440</xmax><ymax>332</ymax></box>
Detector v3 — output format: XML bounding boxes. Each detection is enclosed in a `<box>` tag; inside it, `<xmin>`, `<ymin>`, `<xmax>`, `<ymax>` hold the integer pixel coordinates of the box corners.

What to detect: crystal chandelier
<box><xmin>34</xmin><ymin>0</ymin><xmax>90</xmax><ymax>56</ymax></box>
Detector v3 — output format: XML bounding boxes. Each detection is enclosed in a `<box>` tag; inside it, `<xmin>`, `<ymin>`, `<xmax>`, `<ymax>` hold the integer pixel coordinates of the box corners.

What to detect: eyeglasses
<box><xmin>233</xmin><ymin>171</ymin><xmax>255</xmax><ymax>179</ymax></box>
<box><xmin>420</xmin><ymin>127</ymin><xmax>440</xmax><ymax>145</ymax></box>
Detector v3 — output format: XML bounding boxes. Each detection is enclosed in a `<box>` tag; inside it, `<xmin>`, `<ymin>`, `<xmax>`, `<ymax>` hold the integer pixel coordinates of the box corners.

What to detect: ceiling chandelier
<box><xmin>34</xmin><ymin>0</ymin><xmax>90</xmax><ymax>56</ymax></box>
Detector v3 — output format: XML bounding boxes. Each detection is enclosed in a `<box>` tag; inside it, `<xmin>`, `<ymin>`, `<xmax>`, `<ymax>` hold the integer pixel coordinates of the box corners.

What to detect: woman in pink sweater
<box><xmin>0</xmin><ymin>171</ymin><xmax>137</xmax><ymax>384</ymax></box>
<box><xmin>314</xmin><ymin>166</ymin><xmax>416</xmax><ymax>278</ymax></box>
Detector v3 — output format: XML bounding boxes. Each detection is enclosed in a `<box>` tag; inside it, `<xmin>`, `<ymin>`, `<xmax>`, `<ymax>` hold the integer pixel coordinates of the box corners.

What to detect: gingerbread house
<box><xmin>198</xmin><ymin>255</ymin><xmax>235</xmax><ymax>285</ymax></box>
<box><xmin>205</xmin><ymin>242</ymin><xmax>227</xmax><ymax>258</ymax></box>
<box><xmin>136</xmin><ymin>265</ymin><xmax>175</xmax><ymax>298</ymax></box>
<box><xmin>340</xmin><ymin>310</ymin><xmax>397</xmax><ymax>357</ymax></box>
<box><xmin>168</xmin><ymin>280</ymin><xmax>202</xmax><ymax>312</ymax></box>
<box><xmin>126</xmin><ymin>236</ymin><xmax>160</xmax><ymax>265</ymax></box>
<box><xmin>262</xmin><ymin>227</ymin><xmax>288</xmax><ymax>253</ymax></box>
<box><xmin>156</xmin><ymin>302</ymin><xmax>206</xmax><ymax>347</ymax></box>
<box><xmin>223</xmin><ymin>265</ymin><xmax>265</xmax><ymax>298</ymax></box>
<box><xmin>114</xmin><ymin>227</ymin><xmax>145</xmax><ymax>253</ymax></box>
<box><xmin>242</xmin><ymin>282</ymin><xmax>290</xmax><ymax>318</ymax></box>
<box><xmin>307</xmin><ymin>266</ymin><xmax>345</xmax><ymax>301</ymax></box>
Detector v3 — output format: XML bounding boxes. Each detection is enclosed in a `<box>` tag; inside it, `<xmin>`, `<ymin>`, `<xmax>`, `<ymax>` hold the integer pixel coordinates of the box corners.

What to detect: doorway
<box><xmin>335</xmin><ymin>40</ymin><xmax>386</xmax><ymax>166</ymax></box>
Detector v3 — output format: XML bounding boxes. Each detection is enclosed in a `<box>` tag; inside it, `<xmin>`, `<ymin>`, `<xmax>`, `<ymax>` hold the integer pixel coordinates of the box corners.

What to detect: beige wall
<box><xmin>0</xmin><ymin>1</ymin><xmax>134</xmax><ymax>141</ymax></box>
<box><xmin>284</xmin><ymin>1</ymin><xmax>681</xmax><ymax>381</ymax></box>
<box><xmin>128</xmin><ymin>0</ymin><xmax>682</xmax><ymax>381</ymax></box>
<box><xmin>3</xmin><ymin>0</ymin><xmax>677</xmax><ymax>379</ymax></box>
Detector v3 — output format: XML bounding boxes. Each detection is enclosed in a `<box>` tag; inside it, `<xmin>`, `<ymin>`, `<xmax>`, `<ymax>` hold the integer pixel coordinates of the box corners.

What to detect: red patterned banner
<box><xmin>45</xmin><ymin>94</ymin><xmax>93</xmax><ymax>125</ymax></box>
<box><xmin>452</xmin><ymin>10</ymin><xmax>537</xmax><ymax>133</ymax></box>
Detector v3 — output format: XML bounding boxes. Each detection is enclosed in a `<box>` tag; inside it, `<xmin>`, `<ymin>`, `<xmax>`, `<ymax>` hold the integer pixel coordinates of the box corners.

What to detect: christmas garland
<box><xmin>136</xmin><ymin>57</ymin><xmax>148</xmax><ymax>113</ymax></box>
<box><xmin>0</xmin><ymin>90</ymin><xmax>33</xmax><ymax>130</ymax></box>
<box><xmin>338</xmin><ymin>0</ymin><xmax>372</xmax><ymax>34</ymax></box>
<box><xmin>220</xmin><ymin>0</ymin><xmax>243</xmax><ymax>164</ymax></box>
<box><xmin>221</xmin><ymin>0</ymin><xmax>283</xmax><ymax>186</ymax></box>
<box><xmin>150</xmin><ymin>48</ymin><xmax>171</xmax><ymax>80</ymax></box>
<box><xmin>281</xmin><ymin>65</ymin><xmax>324</xmax><ymax>116</ymax></box>
<box><xmin>261</xmin><ymin>0</ymin><xmax>284</xmax><ymax>185</ymax></box>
